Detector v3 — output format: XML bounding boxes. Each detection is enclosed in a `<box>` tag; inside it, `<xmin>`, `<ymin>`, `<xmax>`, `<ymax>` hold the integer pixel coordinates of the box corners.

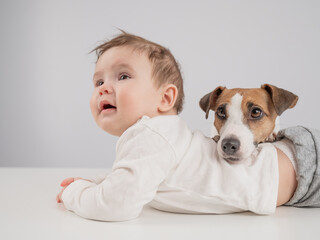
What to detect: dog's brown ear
<box><xmin>261</xmin><ymin>84</ymin><xmax>299</xmax><ymax>116</ymax></box>
<box><xmin>199</xmin><ymin>86</ymin><xmax>225</xmax><ymax>119</ymax></box>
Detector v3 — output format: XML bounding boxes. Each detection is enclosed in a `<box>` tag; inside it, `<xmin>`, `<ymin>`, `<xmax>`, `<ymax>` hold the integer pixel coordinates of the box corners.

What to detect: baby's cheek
<box><xmin>120</xmin><ymin>91</ymin><xmax>137</xmax><ymax>109</ymax></box>
<box><xmin>89</xmin><ymin>96</ymin><xmax>98</xmax><ymax>117</ymax></box>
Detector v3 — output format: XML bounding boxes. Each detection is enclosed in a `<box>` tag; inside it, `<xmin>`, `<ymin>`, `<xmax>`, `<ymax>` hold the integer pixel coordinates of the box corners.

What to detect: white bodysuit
<box><xmin>62</xmin><ymin>115</ymin><xmax>284</xmax><ymax>221</ymax></box>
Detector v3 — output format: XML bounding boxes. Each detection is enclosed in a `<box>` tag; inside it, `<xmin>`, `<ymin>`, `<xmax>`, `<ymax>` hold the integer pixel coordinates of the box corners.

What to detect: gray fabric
<box><xmin>276</xmin><ymin>126</ymin><xmax>320</xmax><ymax>207</ymax></box>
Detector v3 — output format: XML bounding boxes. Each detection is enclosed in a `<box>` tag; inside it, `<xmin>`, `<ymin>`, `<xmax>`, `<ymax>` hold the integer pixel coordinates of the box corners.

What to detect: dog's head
<box><xmin>199</xmin><ymin>84</ymin><xmax>298</xmax><ymax>163</ymax></box>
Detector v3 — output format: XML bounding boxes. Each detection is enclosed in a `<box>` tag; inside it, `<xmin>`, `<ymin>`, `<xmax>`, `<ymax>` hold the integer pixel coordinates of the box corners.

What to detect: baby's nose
<box><xmin>99</xmin><ymin>89</ymin><xmax>110</xmax><ymax>96</ymax></box>
<box><xmin>99</xmin><ymin>83</ymin><xmax>113</xmax><ymax>95</ymax></box>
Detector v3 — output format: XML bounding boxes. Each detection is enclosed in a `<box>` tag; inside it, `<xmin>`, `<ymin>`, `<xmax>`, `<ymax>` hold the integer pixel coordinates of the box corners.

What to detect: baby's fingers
<box><xmin>60</xmin><ymin>177</ymin><xmax>76</xmax><ymax>187</ymax></box>
<box><xmin>56</xmin><ymin>187</ymin><xmax>66</xmax><ymax>203</ymax></box>
<box><xmin>60</xmin><ymin>177</ymin><xmax>82</xmax><ymax>187</ymax></box>
<box><xmin>56</xmin><ymin>193</ymin><xmax>61</xmax><ymax>203</ymax></box>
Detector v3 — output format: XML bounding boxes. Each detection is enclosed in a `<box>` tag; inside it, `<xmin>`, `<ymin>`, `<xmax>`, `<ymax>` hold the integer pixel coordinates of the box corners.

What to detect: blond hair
<box><xmin>91</xmin><ymin>31</ymin><xmax>184</xmax><ymax>113</ymax></box>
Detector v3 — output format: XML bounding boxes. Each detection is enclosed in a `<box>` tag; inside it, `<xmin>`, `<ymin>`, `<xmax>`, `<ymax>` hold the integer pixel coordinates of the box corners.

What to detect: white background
<box><xmin>1</xmin><ymin>0</ymin><xmax>319</xmax><ymax>167</ymax></box>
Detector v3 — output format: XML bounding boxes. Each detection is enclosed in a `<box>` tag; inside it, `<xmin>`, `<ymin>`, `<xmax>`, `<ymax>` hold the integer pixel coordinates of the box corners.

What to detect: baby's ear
<box><xmin>158</xmin><ymin>84</ymin><xmax>178</xmax><ymax>113</ymax></box>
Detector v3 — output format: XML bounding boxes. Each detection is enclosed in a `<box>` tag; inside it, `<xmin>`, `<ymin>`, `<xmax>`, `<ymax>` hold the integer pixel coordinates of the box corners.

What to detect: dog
<box><xmin>199</xmin><ymin>84</ymin><xmax>298</xmax><ymax>163</ymax></box>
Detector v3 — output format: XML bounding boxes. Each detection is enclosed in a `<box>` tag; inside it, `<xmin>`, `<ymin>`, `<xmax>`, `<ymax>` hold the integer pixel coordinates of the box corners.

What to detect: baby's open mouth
<box><xmin>99</xmin><ymin>100</ymin><xmax>116</xmax><ymax>112</ymax></box>
<box><xmin>103</xmin><ymin>104</ymin><xmax>116</xmax><ymax>110</ymax></box>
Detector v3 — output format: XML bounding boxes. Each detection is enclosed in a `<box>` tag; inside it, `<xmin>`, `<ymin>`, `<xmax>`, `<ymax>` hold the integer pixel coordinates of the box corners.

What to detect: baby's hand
<box><xmin>56</xmin><ymin>177</ymin><xmax>81</xmax><ymax>203</ymax></box>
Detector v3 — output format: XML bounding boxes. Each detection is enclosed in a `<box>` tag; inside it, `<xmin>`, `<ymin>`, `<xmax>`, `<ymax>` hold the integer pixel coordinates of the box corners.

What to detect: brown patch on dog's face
<box><xmin>240</xmin><ymin>89</ymin><xmax>278</xmax><ymax>143</ymax></box>
<box><xmin>213</xmin><ymin>88</ymin><xmax>279</xmax><ymax>144</ymax></box>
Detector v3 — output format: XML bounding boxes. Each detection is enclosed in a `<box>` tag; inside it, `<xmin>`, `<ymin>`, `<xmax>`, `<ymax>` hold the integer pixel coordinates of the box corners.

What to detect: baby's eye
<box><xmin>119</xmin><ymin>74</ymin><xmax>130</xmax><ymax>80</ymax></box>
<box><xmin>96</xmin><ymin>80</ymin><xmax>104</xmax><ymax>87</ymax></box>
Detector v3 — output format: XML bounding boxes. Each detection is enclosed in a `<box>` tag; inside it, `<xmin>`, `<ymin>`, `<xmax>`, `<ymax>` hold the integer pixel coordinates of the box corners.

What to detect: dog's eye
<box><xmin>216</xmin><ymin>106</ymin><xmax>226</xmax><ymax>120</ymax></box>
<box><xmin>250</xmin><ymin>108</ymin><xmax>263</xmax><ymax>119</ymax></box>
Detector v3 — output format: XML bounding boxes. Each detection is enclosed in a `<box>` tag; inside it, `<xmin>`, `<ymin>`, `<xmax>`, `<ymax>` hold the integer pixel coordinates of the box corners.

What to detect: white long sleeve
<box><xmin>61</xmin><ymin>119</ymin><xmax>176</xmax><ymax>221</ymax></box>
<box><xmin>62</xmin><ymin>115</ymin><xmax>279</xmax><ymax>220</ymax></box>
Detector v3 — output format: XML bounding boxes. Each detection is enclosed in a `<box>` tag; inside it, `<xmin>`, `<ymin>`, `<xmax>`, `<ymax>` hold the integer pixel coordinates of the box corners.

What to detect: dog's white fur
<box><xmin>217</xmin><ymin>94</ymin><xmax>256</xmax><ymax>161</ymax></box>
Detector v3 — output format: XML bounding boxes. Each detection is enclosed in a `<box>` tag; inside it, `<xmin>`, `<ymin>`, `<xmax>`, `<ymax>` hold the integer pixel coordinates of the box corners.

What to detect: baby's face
<box><xmin>90</xmin><ymin>46</ymin><xmax>162</xmax><ymax>136</ymax></box>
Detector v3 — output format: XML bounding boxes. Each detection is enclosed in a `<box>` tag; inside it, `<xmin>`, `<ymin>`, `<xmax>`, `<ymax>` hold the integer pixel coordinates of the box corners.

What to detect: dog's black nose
<box><xmin>221</xmin><ymin>138</ymin><xmax>240</xmax><ymax>155</ymax></box>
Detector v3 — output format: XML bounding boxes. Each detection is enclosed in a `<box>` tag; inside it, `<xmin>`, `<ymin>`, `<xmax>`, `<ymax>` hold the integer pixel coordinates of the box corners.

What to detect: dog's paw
<box><xmin>265</xmin><ymin>132</ymin><xmax>277</xmax><ymax>142</ymax></box>
<box><xmin>212</xmin><ymin>135</ymin><xmax>220</xmax><ymax>143</ymax></box>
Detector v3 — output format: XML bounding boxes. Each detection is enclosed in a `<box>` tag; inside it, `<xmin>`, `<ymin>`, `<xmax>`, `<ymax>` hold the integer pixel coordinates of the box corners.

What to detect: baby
<box><xmin>57</xmin><ymin>32</ymin><xmax>320</xmax><ymax>221</ymax></box>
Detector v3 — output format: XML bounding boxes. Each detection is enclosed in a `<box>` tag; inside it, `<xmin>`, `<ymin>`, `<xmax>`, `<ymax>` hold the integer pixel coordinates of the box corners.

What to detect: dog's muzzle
<box><xmin>221</xmin><ymin>138</ymin><xmax>240</xmax><ymax>156</ymax></box>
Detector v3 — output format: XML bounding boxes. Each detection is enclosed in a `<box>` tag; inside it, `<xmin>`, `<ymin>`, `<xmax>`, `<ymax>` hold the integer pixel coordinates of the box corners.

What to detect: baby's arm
<box><xmin>57</xmin><ymin>175</ymin><xmax>108</xmax><ymax>203</ymax></box>
<box><xmin>56</xmin><ymin>177</ymin><xmax>83</xmax><ymax>203</ymax></box>
<box><xmin>276</xmin><ymin>148</ymin><xmax>297</xmax><ymax>206</ymax></box>
<box><xmin>57</xmin><ymin>125</ymin><xmax>175</xmax><ymax>221</ymax></box>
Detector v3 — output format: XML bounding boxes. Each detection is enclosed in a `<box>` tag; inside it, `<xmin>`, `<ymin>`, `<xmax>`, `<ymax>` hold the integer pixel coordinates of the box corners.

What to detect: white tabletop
<box><xmin>0</xmin><ymin>167</ymin><xmax>319</xmax><ymax>240</ymax></box>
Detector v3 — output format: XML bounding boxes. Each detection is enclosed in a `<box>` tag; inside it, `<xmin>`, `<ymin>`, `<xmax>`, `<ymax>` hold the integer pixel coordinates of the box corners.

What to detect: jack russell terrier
<box><xmin>199</xmin><ymin>84</ymin><xmax>298</xmax><ymax>163</ymax></box>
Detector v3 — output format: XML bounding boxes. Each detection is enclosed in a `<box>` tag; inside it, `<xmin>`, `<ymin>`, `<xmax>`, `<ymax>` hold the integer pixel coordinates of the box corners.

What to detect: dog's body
<box><xmin>200</xmin><ymin>84</ymin><xmax>298</xmax><ymax>163</ymax></box>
